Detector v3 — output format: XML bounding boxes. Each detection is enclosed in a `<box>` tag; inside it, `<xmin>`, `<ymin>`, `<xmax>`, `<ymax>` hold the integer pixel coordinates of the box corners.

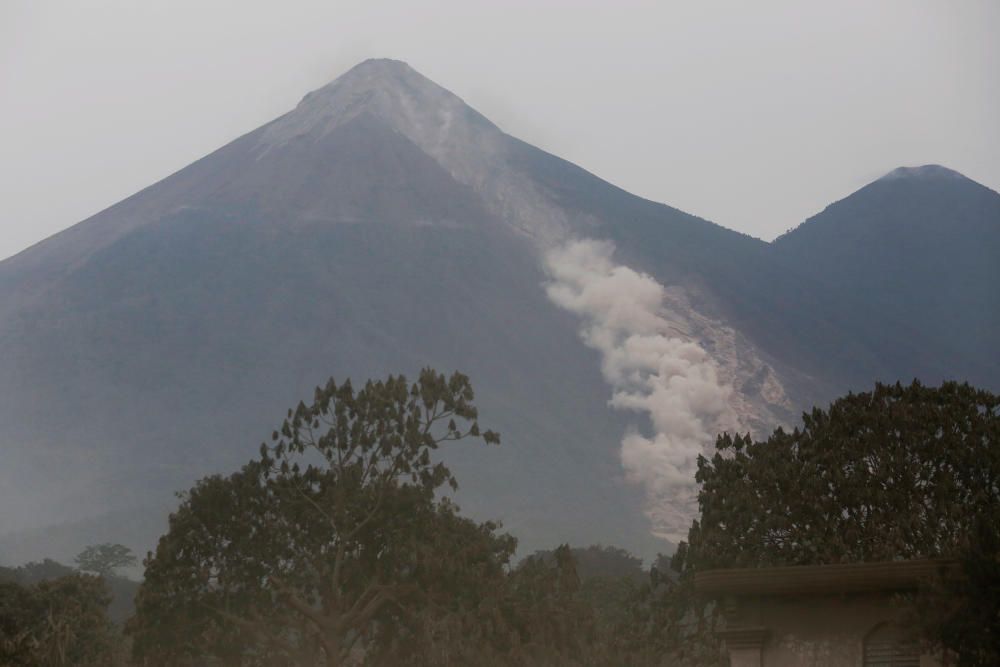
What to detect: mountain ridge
<box><xmin>1</xmin><ymin>60</ymin><xmax>997</xmax><ymax>565</ymax></box>
<box><xmin>772</xmin><ymin>163</ymin><xmax>1000</xmax><ymax>391</ymax></box>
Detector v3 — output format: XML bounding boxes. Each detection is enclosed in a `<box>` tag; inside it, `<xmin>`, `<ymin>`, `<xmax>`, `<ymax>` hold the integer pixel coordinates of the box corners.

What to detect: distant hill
<box><xmin>771</xmin><ymin>165</ymin><xmax>1000</xmax><ymax>390</ymax></box>
<box><xmin>1</xmin><ymin>60</ymin><xmax>997</xmax><ymax>563</ymax></box>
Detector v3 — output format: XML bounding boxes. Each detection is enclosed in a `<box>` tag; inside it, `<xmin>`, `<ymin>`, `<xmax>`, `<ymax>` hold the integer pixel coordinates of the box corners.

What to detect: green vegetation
<box><xmin>671</xmin><ymin>379</ymin><xmax>1000</xmax><ymax>665</ymax></box>
<box><xmin>677</xmin><ymin>380</ymin><xmax>999</xmax><ymax>570</ymax></box>
<box><xmin>129</xmin><ymin>370</ymin><xmax>510</xmax><ymax>665</ymax></box>
<box><xmin>0</xmin><ymin>569</ymin><xmax>125</xmax><ymax>666</ymax></box>
<box><xmin>75</xmin><ymin>543</ymin><xmax>138</xmax><ymax>578</ymax></box>
<box><xmin>3</xmin><ymin>375</ymin><xmax>996</xmax><ymax>665</ymax></box>
<box><xmin>905</xmin><ymin>513</ymin><xmax>1000</xmax><ymax>665</ymax></box>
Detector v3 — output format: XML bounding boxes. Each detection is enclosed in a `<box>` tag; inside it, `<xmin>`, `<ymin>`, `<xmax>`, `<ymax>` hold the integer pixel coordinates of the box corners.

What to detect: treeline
<box><xmin>126</xmin><ymin>371</ymin><xmax>700</xmax><ymax>666</ymax></box>
<box><xmin>0</xmin><ymin>543</ymin><xmax>702</xmax><ymax>666</ymax></box>
<box><xmin>0</xmin><ymin>548</ymin><xmax>139</xmax><ymax>665</ymax></box>
<box><xmin>1</xmin><ymin>374</ymin><xmax>997</xmax><ymax>665</ymax></box>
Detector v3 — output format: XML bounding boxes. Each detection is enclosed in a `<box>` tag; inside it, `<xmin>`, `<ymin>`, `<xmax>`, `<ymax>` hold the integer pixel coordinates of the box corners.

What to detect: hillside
<box><xmin>773</xmin><ymin>165</ymin><xmax>1000</xmax><ymax>390</ymax></box>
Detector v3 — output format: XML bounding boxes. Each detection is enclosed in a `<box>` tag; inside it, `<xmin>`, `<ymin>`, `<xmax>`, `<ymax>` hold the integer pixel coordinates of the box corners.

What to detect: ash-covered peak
<box><xmin>304</xmin><ymin>58</ymin><xmax>429</xmax><ymax>105</ymax></box>
<box><xmin>879</xmin><ymin>164</ymin><xmax>966</xmax><ymax>182</ymax></box>
<box><xmin>340</xmin><ymin>57</ymin><xmax>416</xmax><ymax>77</ymax></box>
<box><xmin>253</xmin><ymin>58</ymin><xmax>561</xmax><ymax>239</ymax></box>
<box><xmin>258</xmin><ymin>58</ymin><xmax>498</xmax><ymax>154</ymax></box>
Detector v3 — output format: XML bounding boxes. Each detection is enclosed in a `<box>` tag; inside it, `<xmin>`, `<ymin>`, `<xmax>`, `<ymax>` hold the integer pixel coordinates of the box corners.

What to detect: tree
<box><xmin>677</xmin><ymin>380</ymin><xmax>1000</xmax><ymax>571</ymax></box>
<box><xmin>527</xmin><ymin>545</ymin><xmax>645</xmax><ymax>582</ymax></box>
<box><xmin>0</xmin><ymin>573</ymin><xmax>123</xmax><ymax>666</ymax></box>
<box><xmin>906</xmin><ymin>512</ymin><xmax>1000</xmax><ymax>666</ymax></box>
<box><xmin>658</xmin><ymin>380</ymin><xmax>999</xmax><ymax>666</ymax></box>
<box><xmin>610</xmin><ymin>567</ymin><xmax>725</xmax><ymax>667</ymax></box>
<box><xmin>75</xmin><ymin>543</ymin><xmax>137</xmax><ymax>578</ymax></box>
<box><xmin>129</xmin><ymin>369</ymin><xmax>504</xmax><ymax>666</ymax></box>
<box><xmin>500</xmin><ymin>545</ymin><xmax>608</xmax><ymax>665</ymax></box>
<box><xmin>357</xmin><ymin>500</ymin><xmax>520</xmax><ymax>665</ymax></box>
<box><xmin>1</xmin><ymin>558</ymin><xmax>75</xmax><ymax>585</ymax></box>
<box><xmin>0</xmin><ymin>580</ymin><xmax>36</xmax><ymax>665</ymax></box>
<box><xmin>525</xmin><ymin>545</ymin><xmax>645</xmax><ymax>632</ymax></box>
<box><xmin>373</xmin><ymin>543</ymin><xmax>632</xmax><ymax>666</ymax></box>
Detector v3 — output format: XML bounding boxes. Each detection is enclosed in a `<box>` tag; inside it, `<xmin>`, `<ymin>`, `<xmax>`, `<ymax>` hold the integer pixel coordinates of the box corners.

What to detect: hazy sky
<box><xmin>2</xmin><ymin>0</ymin><xmax>997</xmax><ymax>260</ymax></box>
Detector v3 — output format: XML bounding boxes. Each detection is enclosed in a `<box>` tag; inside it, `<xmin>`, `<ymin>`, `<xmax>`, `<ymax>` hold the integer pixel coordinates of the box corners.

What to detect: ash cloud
<box><xmin>544</xmin><ymin>239</ymin><xmax>738</xmax><ymax>542</ymax></box>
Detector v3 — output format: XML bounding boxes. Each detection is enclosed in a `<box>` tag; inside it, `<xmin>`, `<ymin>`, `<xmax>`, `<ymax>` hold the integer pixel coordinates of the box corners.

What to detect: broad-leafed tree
<box><xmin>0</xmin><ymin>573</ymin><xmax>122</xmax><ymax>666</ymax></box>
<box><xmin>129</xmin><ymin>369</ymin><xmax>505</xmax><ymax>666</ymax></box>
<box><xmin>678</xmin><ymin>380</ymin><xmax>1000</xmax><ymax>570</ymax></box>
<box><xmin>75</xmin><ymin>544</ymin><xmax>137</xmax><ymax>578</ymax></box>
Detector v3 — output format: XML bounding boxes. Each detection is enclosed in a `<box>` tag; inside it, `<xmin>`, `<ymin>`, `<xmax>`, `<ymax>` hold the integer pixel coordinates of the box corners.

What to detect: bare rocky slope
<box><xmin>1</xmin><ymin>60</ymin><xmax>997</xmax><ymax>563</ymax></box>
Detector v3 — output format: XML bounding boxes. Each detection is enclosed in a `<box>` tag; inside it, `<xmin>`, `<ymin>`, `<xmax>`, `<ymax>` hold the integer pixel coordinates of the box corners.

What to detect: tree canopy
<box><xmin>130</xmin><ymin>369</ymin><xmax>507</xmax><ymax>665</ymax></box>
<box><xmin>676</xmin><ymin>380</ymin><xmax>1000</xmax><ymax>571</ymax></box>
<box><xmin>75</xmin><ymin>544</ymin><xmax>137</xmax><ymax>578</ymax></box>
<box><xmin>124</xmin><ymin>376</ymin><xmax>999</xmax><ymax>665</ymax></box>
<box><xmin>0</xmin><ymin>573</ymin><xmax>122</xmax><ymax>666</ymax></box>
<box><xmin>653</xmin><ymin>380</ymin><xmax>1000</xmax><ymax>667</ymax></box>
<box><xmin>906</xmin><ymin>512</ymin><xmax>1000</xmax><ymax>666</ymax></box>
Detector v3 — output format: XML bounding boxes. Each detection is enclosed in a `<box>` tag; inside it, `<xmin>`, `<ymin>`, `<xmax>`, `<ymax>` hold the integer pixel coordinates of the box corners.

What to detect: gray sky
<box><xmin>2</xmin><ymin>0</ymin><xmax>997</xmax><ymax>261</ymax></box>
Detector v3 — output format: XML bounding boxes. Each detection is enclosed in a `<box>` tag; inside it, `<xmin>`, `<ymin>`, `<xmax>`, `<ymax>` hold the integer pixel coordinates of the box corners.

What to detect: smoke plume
<box><xmin>544</xmin><ymin>239</ymin><xmax>738</xmax><ymax>542</ymax></box>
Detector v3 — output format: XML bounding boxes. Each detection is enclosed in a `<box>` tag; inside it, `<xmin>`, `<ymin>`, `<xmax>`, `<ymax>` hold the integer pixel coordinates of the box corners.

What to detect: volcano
<box><xmin>1</xmin><ymin>60</ymin><xmax>997</xmax><ymax>562</ymax></box>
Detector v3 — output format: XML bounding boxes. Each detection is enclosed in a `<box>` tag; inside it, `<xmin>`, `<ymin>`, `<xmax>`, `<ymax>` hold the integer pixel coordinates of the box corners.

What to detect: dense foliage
<box><xmin>678</xmin><ymin>380</ymin><xmax>1000</xmax><ymax>570</ymax></box>
<box><xmin>130</xmin><ymin>370</ymin><xmax>512</xmax><ymax>665</ymax></box>
<box><xmin>128</xmin><ymin>370</ymin><xmax>684</xmax><ymax>666</ymax></box>
<box><xmin>91</xmin><ymin>376</ymin><xmax>1000</xmax><ymax>665</ymax></box>
<box><xmin>905</xmin><ymin>513</ymin><xmax>1000</xmax><ymax>666</ymax></box>
<box><xmin>666</xmin><ymin>380</ymin><xmax>1000</xmax><ymax>666</ymax></box>
<box><xmin>524</xmin><ymin>545</ymin><xmax>645</xmax><ymax>632</ymax></box>
<box><xmin>0</xmin><ymin>572</ymin><xmax>123</xmax><ymax>666</ymax></box>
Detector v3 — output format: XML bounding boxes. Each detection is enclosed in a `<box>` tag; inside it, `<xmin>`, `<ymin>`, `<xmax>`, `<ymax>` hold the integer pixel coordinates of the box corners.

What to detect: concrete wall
<box><xmin>723</xmin><ymin>592</ymin><xmax>942</xmax><ymax>667</ymax></box>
